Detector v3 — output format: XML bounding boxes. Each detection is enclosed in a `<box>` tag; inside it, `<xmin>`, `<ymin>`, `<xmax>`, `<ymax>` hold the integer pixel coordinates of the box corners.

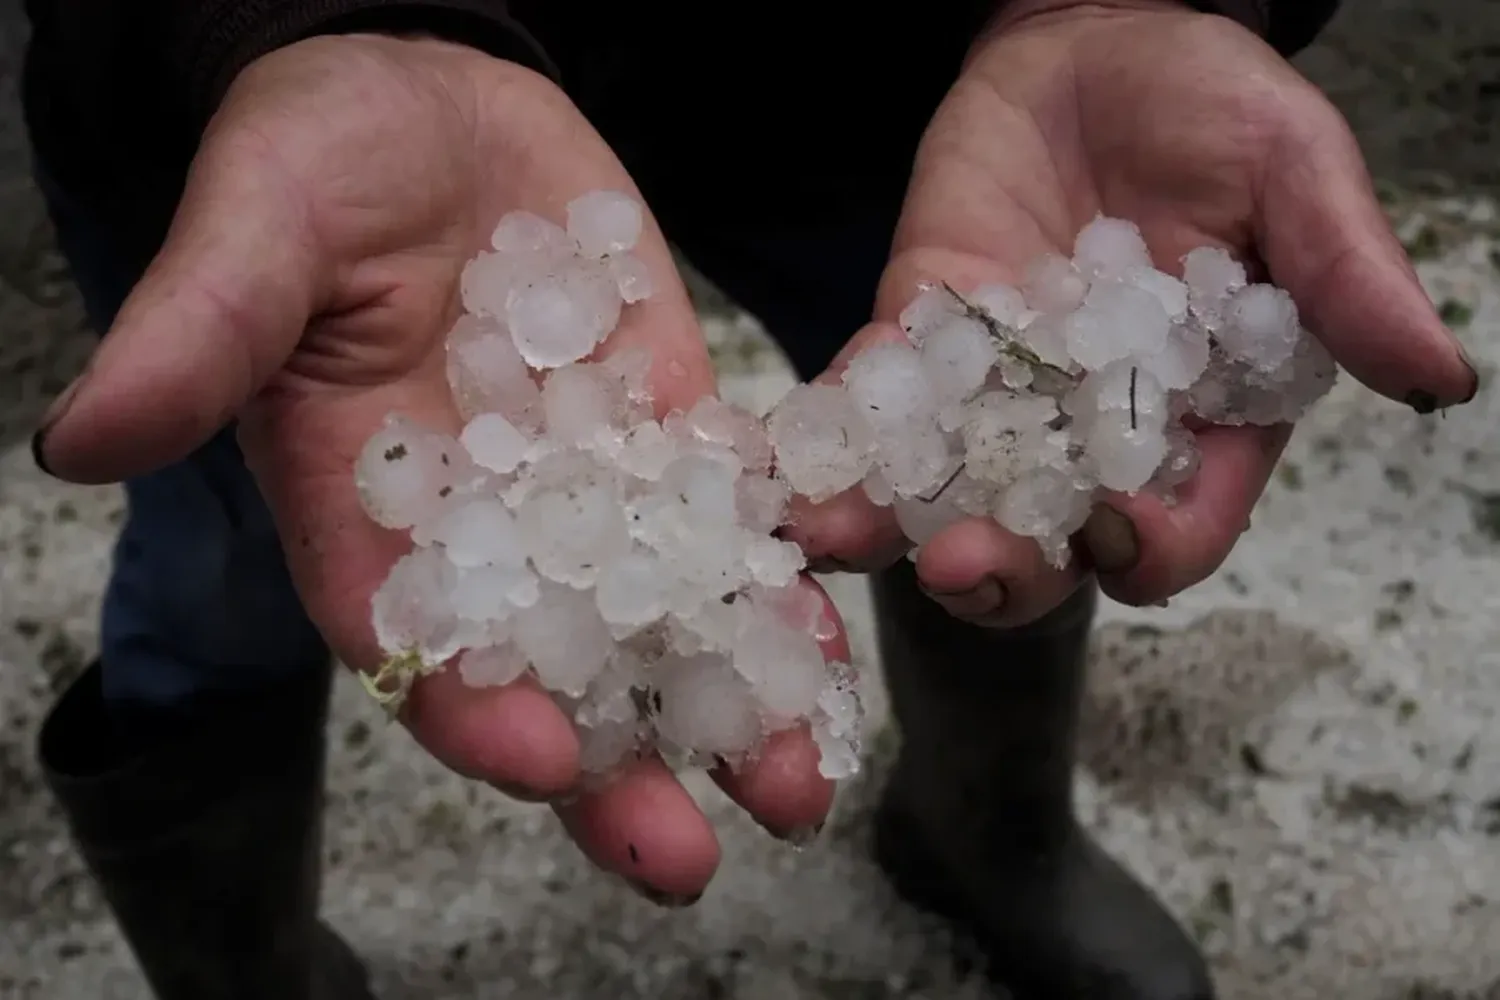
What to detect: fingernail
<box><xmin>1082</xmin><ymin>504</ymin><xmax>1139</xmax><ymax>575</ymax></box>
<box><xmin>492</xmin><ymin>780</ymin><xmax>555</xmax><ymax>804</ymax></box>
<box><xmin>921</xmin><ymin>576</ymin><xmax>1006</xmax><ymax>620</ymax></box>
<box><xmin>807</xmin><ymin>555</ymin><xmax>855</xmax><ymax>575</ymax></box>
<box><xmin>627</xmin><ymin>880</ymin><xmax>703</xmax><ymax>908</ymax></box>
<box><xmin>780</xmin><ymin>821</ymin><xmax>826</xmax><ymax>848</ymax></box>
<box><xmin>30</xmin><ymin>374</ymin><xmax>88</xmax><ymax>477</ymax></box>
<box><xmin>1459</xmin><ymin>359</ymin><xmax>1482</xmax><ymax>405</ymax></box>
<box><xmin>29</xmin><ymin>428</ymin><xmax>54</xmax><ymax>477</ymax></box>
<box><xmin>1405</xmin><ymin>389</ymin><xmax>1439</xmax><ymax>415</ymax></box>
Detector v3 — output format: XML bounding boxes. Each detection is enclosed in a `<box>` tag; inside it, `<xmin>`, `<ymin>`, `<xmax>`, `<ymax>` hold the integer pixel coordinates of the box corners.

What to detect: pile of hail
<box><xmin>769</xmin><ymin>221</ymin><xmax>1337</xmax><ymax>567</ymax></box>
<box><xmin>353</xmin><ymin>191</ymin><xmax>1338</xmax><ymax>785</ymax></box>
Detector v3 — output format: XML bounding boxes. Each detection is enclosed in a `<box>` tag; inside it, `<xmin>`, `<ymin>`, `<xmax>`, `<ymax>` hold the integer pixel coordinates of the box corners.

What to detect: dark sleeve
<box><xmin>1190</xmin><ymin>0</ymin><xmax>1343</xmax><ymax>55</ymax></box>
<box><xmin>165</xmin><ymin>1</ymin><xmax>557</xmax><ymax>133</ymax></box>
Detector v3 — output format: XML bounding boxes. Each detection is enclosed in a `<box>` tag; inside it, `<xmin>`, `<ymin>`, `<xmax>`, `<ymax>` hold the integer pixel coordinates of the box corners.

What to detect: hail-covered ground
<box><xmin>352</xmin><ymin>191</ymin><xmax>1334</xmax><ymax>789</ymax></box>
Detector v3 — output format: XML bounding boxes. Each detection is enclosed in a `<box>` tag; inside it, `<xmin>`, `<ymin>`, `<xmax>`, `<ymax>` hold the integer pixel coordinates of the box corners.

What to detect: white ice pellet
<box><xmin>566</xmin><ymin>190</ymin><xmax>644</xmax><ymax>258</ymax></box>
<box><xmin>766</xmin><ymin>383</ymin><xmax>874</xmax><ymax>502</ymax></box>
<box><xmin>355</xmin><ymin>417</ymin><xmax>470</xmax><ymax>530</ymax></box>
<box><xmin>920</xmin><ymin>316</ymin><xmax>1001</xmax><ymax>408</ymax></box>
<box><xmin>899</xmin><ymin>284</ymin><xmax>964</xmax><ymax>340</ymax></box>
<box><xmin>1183</xmin><ymin>246</ymin><xmax>1247</xmax><ymax>320</ymax></box>
<box><xmin>507</xmin><ymin>262</ymin><xmax>622</xmax><ymax>369</ymax></box>
<box><xmin>653</xmin><ymin>653</ymin><xmax>763</xmax><ymax>757</ymax></box>
<box><xmin>428</xmin><ymin>498</ymin><xmax>526</xmax><ymax>569</ymax></box>
<box><xmin>1024</xmin><ymin>253</ymin><xmax>1088</xmax><ymax>313</ymax></box>
<box><xmin>1073</xmin><ymin>216</ymin><xmax>1151</xmax><ymax>280</ymax></box>
<box><xmin>492</xmin><ymin>210</ymin><xmax>575</xmax><ymax>256</ymax></box>
<box><xmin>457</xmin><ymin>644</ymin><xmax>529</xmax><ymax>688</ymax></box>
<box><xmin>1220</xmin><ymin>284</ymin><xmax>1300</xmax><ymax>371</ymax></box>
<box><xmin>358</xmin><ymin>196</ymin><xmax>1339</xmax><ymax>800</ymax></box>
<box><xmin>460</xmin><ymin>413</ymin><xmax>529</xmax><ymax>474</ymax></box>
<box><xmin>971</xmin><ymin>283</ymin><xmax>1027</xmax><ymax>327</ymax></box>
<box><xmin>446</xmin><ymin>314</ymin><xmax>542</xmax><ymax>427</ymax></box>
<box><xmin>608</xmin><ymin>253</ymin><xmax>653</xmax><ymax>303</ymax></box>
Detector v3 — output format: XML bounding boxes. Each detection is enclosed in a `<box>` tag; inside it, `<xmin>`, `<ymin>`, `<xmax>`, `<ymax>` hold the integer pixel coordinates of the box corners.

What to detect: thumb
<box><xmin>1258</xmin><ymin>95</ymin><xmax>1479</xmax><ymax>411</ymax></box>
<box><xmin>33</xmin><ymin>136</ymin><xmax>323</xmax><ymax>484</ymax></box>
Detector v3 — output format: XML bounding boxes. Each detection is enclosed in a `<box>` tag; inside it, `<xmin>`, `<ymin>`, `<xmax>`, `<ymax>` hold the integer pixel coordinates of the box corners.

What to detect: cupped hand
<box><xmin>34</xmin><ymin>34</ymin><xmax>836</xmax><ymax>901</ymax></box>
<box><xmin>787</xmin><ymin>0</ymin><xmax>1477</xmax><ymax>624</ymax></box>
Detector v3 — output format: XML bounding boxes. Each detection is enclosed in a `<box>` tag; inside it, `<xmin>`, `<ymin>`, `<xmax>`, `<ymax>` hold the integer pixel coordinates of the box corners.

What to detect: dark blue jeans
<box><xmin>36</xmin><ymin>166</ymin><xmax>900</xmax><ymax>722</ymax></box>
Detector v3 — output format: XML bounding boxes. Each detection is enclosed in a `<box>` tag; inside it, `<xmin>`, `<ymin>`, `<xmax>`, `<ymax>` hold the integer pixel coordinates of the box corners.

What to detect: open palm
<box><xmin>36</xmin><ymin>34</ymin><xmax>837</xmax><ymax>901</ymax></box>
<box><xmin>790</xmin><ymin>0</ymin><xmax>1475</xmax><ymax>623</ymax></box>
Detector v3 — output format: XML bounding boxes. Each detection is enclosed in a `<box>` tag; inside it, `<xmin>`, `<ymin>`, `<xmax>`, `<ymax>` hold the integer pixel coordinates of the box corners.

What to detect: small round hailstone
<box><xmin>1067</xmin><ymin>282</ymin><xmax>1170</xmax><ymax>369</ymax></box>
<box><xmin>1182</xmin><ymin>246</ymin><xmax>1246</xmax><ymax>316</ymax></box>
<box><xmin>962</xmin><ymin>392</ymin><xmax>1060</xmax><ymax>486</ymax></box>
<box><xmin>515</xmin><ymin>482</ymin><xmax>631</xmax><ymax>588</ymax></box>
<box><xmin>1024</xmin><ymin>253</ymin><xmax>1088</xmax><ymax>314</ymax></box>
<box><xmin>873</xmin><ymin>426</ymin><xmax>953</xmax><ymax>499</ymax></box>
<box><xmin>512</xmin><ymin>583</ymin><xmax>613</xmax><ymax>696</ymax></box>
<box><xmin>766</xmin><ymin>383</ymin><xmax>874</xmax><ymax>502</ymax></box>
<box><xmin>734</xmin><ymin>618</ymin><xmax>825</xmax><ymax>721</ymax></box>
<box><xmin>1219</xmin><ymin>284</ymin><xmax>1300</xmax><ymax>372</ymax></box>
<box><xmin>577</xmin><ymin>719</ymin><xmax>643</xmax><ymax>774</ymax></box>
<box><xmin>1087</xmin><ymin>416</ymin><xmax>1169</xmax><ymax>493</ymax></box>
<box><xmin>736</xmin><ymin>475</ymin><xmax>791</xmax><ymax>534</ymax></box>
<box><xmin>899</xmin><ymin>285</ymin><xmax>964</xmax><ymax>340</ymax></box>
<box><xmin>541</xmin><ymin>363</ymin><xmax>616</xmax><ymax>447</ymax></box>
<box><xmin>685</xmin><ymin>396</ymin><xmax>773</xmax><ymax>474</ymax></box>
<box><xmin>459</xmin><ymin>251</ymin><xmax>517</xmax><ymax>319</ymax></box>
<box><xmin>1018</xmin><ymin>313</ymin><xmax>1074</xmax><ymax>370</ymax></box>
<box><xmin>595</xmin><ymin>551</ymin><xmax>670</xmax><ymax>628</ymax></box>
<box><xmin>566</xmin><ymin>190</ymin><xmax>644</xmax><ymax>258</ymax></box>
<box><xmin>843</xmin><ymin>342</ymin><xmax>939</xmax><ymax>431</ymax></box>
<box><xmin>491</xmin><ymin>210</ymin><xmax>576</xmax><ymax>256</ymax></box>
<box><xmin>1140</xmin><ymin>323</ymin><xmax>1211</xmax><ymax>391</ymax></box>
<box><xmin>920</xmin><ymin>315</ymin><xmax>1000</xmax><ymax>408</ymax></box>
<box><xmin>744</xmin><ymin>536</ymin><xmax>803</xmax><ymax>588</ymax></box>
<box><xmin>861</xmin><ymin>466</ymin><xmax>897</xmax><ymax>506</ymax></box>
<box><xmin>506</xmin><ymin>262</ymin><xmax>623</xmax><ymax>369</ymax></box>
<box><xmin>448</xmin><ymin>563</ymin><xmax>539</xmax><ymax>622</ymax></box>
<box><xmin>1073</xmin><ymin>215</ymin><xmax>1151</xmax><ymax>281</ymax></box>
<box><xmin>446</xmin><ymin>314</ymin><xmax>541</xmax><ymax>427</ymax></box>
<box><xmin>971</xmin><ymin>283</ymin><xmax>1027</xmax><ymax>327</ymax></box>
<box><xmin>1158</xmin><ymin>426</ymin><xmax>1201</xmax><ymax>487</ymax></box>
<box><xmin>1124</xmin><ymin>266</ymin><xmax>1189</xmax><ymax>322</ymax></box>
<box><xmin>458</xmin><ymin>644</ymin><xmax>529</xmax><ymax>688</ymax></box>
<box><xmin>608</xmin><ymin>253</ymin><xmax>653</xmax><ymax>302</ymax></box>
<box><xmin>615</xmin><ymin>422</ymin><xmax>677</xmax><ymax>481</ymax></box>
<box><xmin>653</xmin><ymin>653</ymin><xmax>763</xmax><ymax>756</ymax></box>
<box><xmin>370</xmin><ymin>546</ymin><xmax>460</xmax><ymax>659</ymax></box>
<box><xmin>355</xmin><ymin>416</ymin><xmax>468</xmax><ymax>529</ymax></box>
<box><xmin>1071</xmin><ymin>362</ymin><xmax>1168</xmax><ymax>432</ymax></box>
<box><xmin>427</xmin><ymin>498</ymin><xmax>527</xmax><ymax>569</ymax></box>
<box><xmin>461</xmin><ymin>413</ymin><xmax>529</xmax><ymax>474</ymax></box>
<box><xmin>995</xmin><ymin>467</ymin><xmax>1090</xmax><ymax>543</ymax></box>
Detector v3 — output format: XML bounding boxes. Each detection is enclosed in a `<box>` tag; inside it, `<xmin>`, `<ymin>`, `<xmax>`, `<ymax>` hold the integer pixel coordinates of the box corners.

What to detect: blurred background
<box><xmin>2</xmin><ymin>1</ymin><xmax>1499</xmax><ymax>997</ymax></box>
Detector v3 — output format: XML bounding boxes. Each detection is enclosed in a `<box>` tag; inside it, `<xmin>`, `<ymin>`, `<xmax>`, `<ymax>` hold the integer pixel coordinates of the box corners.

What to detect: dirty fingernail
<box><xmin>1459</xmin><ymin>357</ymin><xmax>1482</xmax><ymax>404</ymax></box>
<box><xmin>1405</xmin><ymin>389</ymin><xmax>1439</xmax><ymax>414</ymax></box>
<box><xmin>922</xmin><ymin>576</ymin><xmax>1006</xmax><ymax>620</ymax></box>
<box><xmin>30</xmin><ymin>374</ymin><xmax>88</xmax><ymax>477</ymax></box>
<box><xmin>807</xmin><ymin>555</ymin><xmax>855</xmax><ymax>575</ymax></box>
<box><xmin>1082</xmin><ymin>504</ymin><xmax>1139</xmax><ymax>575</ymax></box>
<box><xmin>627</xmin><ymin>880</ymin><xmax>703</xmax><ymax>908</ymax></box>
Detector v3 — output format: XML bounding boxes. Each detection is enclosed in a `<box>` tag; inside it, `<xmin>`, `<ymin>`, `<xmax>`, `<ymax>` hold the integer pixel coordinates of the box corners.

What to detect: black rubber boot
<box><xmin>37</xmin><ymin>661</ymin><xmax>374</xmax><ymax>1000</ymax></box>
<box><xmin>871</xmin><ymin>561</ymin><xmax>1214</xmax><ymax>1000</ymax></box>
